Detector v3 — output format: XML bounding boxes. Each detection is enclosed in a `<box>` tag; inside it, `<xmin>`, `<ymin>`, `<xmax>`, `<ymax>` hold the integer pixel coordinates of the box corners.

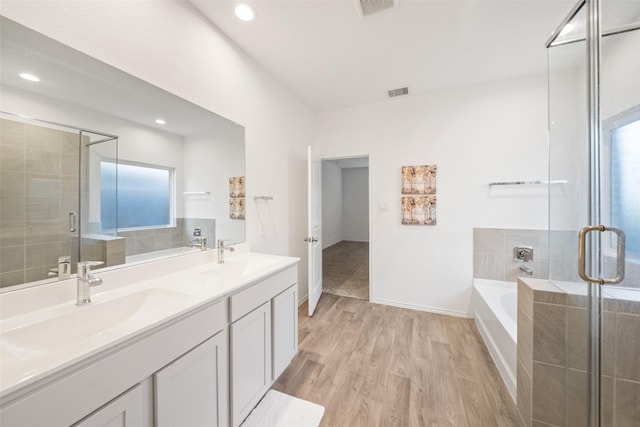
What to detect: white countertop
<box><xmin>0</xmin><ymin>245</ymin><xmax>299</xmax><ymax>400</ymax></box>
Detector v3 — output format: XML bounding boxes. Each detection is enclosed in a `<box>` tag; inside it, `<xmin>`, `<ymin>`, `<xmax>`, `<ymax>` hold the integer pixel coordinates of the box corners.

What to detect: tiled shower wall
<box><xmin>0</xmin><ymin>118</ymin><xmax>79</xmax><ymax>288</ymax></box>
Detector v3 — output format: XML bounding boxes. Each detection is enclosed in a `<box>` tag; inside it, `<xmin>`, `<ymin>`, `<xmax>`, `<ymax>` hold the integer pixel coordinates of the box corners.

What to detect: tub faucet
<box><xmin>190</xmin><ymin>237</ymin><xmax>207</xmax><ymax>251</ymax></box>
<box><xmin>76</xmin><ymin>261</ymin><xmax>104</xmax><ymax>305</ymax></box>
<box><xmin>519</xmin><ymin>265</ymin><xmax>534</xmax><ymax>276</ymax></box>
<box><xmin>217</xmin><ymin>239</ymin><xmax>235</xmax><ymax>264</ymax></box>
<box><xmin>48</xmin><ymin>256</ymin><xmax>71</xmax><ymax>280</ymax></box>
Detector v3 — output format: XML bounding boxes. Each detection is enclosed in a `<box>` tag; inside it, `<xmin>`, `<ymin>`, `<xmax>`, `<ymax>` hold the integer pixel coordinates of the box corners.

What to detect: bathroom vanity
<box><xmin>0</xmin><ymin>246</ymin><xmax>299</xmax><ymax>427</ymax></box>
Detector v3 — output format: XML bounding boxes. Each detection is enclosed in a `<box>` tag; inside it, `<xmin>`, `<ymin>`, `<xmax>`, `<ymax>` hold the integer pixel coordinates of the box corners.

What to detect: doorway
<box><xmin>320</xmin><ymin>157</ymin><xmax>369</xmax><ymax>300</ymax></box>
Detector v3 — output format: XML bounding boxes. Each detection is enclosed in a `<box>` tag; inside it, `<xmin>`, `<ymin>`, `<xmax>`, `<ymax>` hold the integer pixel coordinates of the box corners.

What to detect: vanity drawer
<box><xmin>229</xmin><ymin>267</ymin><xmax>297</xmax><ymax>322</ymax></box>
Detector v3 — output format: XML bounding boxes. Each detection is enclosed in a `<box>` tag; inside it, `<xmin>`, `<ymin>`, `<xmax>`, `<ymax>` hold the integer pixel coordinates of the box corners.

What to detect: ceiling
<box><xmin>191</xmin><ymin>0</ymin><xmax>578</xmax><ymax>113</ymax></box>
<box><xmin>0</xmin><ymin>17</ymin><xmax>237</xmax><ymax>137</ymax></box>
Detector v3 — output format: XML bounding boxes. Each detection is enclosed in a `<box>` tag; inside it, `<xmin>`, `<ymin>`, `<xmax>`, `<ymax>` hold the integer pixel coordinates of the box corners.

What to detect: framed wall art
<box><xmin>229</xmin><ymin>176</ymin><xmax>246</xmax><ymax>220</ymax></box>
<box><xmin>401</xmin><ymin>165</ymin><xmax>437</xmax><ymax>195</ymax></box>
<box><xmin>401</xmin><ymin>195</ymin><xmax>436</xmax><ymax>225</ymax></box>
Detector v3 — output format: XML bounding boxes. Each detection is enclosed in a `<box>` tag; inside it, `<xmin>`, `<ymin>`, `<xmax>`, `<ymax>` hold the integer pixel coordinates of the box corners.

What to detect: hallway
<box><xmin>322</xmin><ymin>241</ymin><xmax>369</xmax><ymax>301</ymax></box>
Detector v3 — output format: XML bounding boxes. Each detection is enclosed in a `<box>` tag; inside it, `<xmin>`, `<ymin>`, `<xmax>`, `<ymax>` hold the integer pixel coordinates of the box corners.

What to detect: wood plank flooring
<box><xmin>272</xmin><ymin>294</ymin><xmax>521</xmax><ymax>427</ymax></box>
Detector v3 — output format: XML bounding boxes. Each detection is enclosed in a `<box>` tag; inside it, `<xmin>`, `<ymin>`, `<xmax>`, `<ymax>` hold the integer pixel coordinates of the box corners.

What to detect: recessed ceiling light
<box><xmin>19</xmin><ymin>73</ymin><xmax>40</xmax><ymax>82</ymax></box>
<box><xmin>155</xmin><ymin>119</ymin><xmax>166</xmax><ymax>125</ymax></box>
<box><xmin>235</xmin><ymin>4</ymin><xmax>255</xmax><ymax>22</ymax></box>
<box><xmin>559</xmin><ymin>23</ymin><xmax>575</xmax><ymax>36</ymax></box>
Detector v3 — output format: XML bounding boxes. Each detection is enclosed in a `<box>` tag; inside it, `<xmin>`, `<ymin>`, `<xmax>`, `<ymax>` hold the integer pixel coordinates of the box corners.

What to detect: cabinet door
<box><xmin>230</xmin><ymin>301</ymin><xmax>272</xmax><ymax>427</ymax></box>
<box><xmin>73</xmin><ymin>384</ymin><xmax>146</xmax><ymax>427</ymax></box>
<box><xmin>155</xmin><ymin>331</ymin><xmax>229</xmax><ymax>427</ymax></box>
<box><xmin>272</xmin><ymin>284</ymin><xmax>298</xmax><ymax>381</ymax></box>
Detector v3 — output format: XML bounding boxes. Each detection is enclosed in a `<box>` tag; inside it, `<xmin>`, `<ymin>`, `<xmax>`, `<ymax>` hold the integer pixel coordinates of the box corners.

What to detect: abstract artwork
<box><xmin>401</xmin><ymin>165</ymin><xmax>437</xmax><ymax>225</ymax></box>
<box><xmin>401</xmin><ymin>165</ymin><xmax>437</xmax><ymax>195</ymax></box>
<box><xmin>229</xmin><ymin>176</ymin><xmax>246</xmax><ymax>219</ymax></box>
<box><xmin>401</xmin><ymin>195</ymin><xmax>437</xmax><ymax>225</ymax></box>
<box><xmin>229</xmin><ymin>176</ymin><xmax>245</xmax><ymax>198</ymax></box>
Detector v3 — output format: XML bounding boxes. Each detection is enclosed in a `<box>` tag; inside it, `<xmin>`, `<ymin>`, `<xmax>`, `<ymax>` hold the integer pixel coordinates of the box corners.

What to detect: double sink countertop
<box><xmin>0</xmin><ymin>244</ymin><xmax>299</xmax><ymax>400</ymax></box>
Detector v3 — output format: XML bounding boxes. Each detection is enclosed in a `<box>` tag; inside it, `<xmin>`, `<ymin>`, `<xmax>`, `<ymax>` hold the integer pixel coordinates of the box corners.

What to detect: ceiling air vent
<box><xmin>359</xmin><ymin>0</ymin><xmax>396</xmax><ymax>17</ymax></box>
<box><xmin>387</xmin><ymin>87</ymin><xmax>409</xmax><ymax>98</ymax></box>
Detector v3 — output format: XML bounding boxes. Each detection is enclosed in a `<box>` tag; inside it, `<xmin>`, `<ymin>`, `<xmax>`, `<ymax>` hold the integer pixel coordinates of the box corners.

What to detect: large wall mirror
<box><xmin>0</xmin><ymin>17</ymin><xmax>246</xmax><ymax>291</ymax></box>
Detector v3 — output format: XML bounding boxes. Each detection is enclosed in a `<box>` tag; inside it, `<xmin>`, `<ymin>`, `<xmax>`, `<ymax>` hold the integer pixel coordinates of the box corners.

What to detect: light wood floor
<box><xmin>322</xmin><ymin>241</ymin><xmax>369</xmax><ymax>301</ymax></box>
<box><xmin>273</xmin><ymin>294</ymin><xmax>521</xmax><ymax>427</ymax></box>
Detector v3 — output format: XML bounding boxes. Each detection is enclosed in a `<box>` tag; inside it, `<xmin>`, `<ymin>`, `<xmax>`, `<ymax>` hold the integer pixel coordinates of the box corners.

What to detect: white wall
<box><xmin>601</xmin><ymin>28</ymin><xmax>640</xmax><ymax>120</ymax></box>
<box><xmin>1</xmin><ymin>0</ymin><xmax>314</xmax><ymax>302</ymax></box>
<box><xmin>321</xmin><ymin>160</ymin><xmax>343</xmax><ymax>249</ymax></box>
<box><xmin>183</xmin><ymin>126</ymin><xmax>245</xmax><ymax>245</ymax></box>
<box><xmin>316</xmin><ymin>75</ymin><xmax>549</xmax><ymax>316</ymax></box>
<box><xmin>342</xmin><ymin>167</ymin><xmax>369</xmax><ymax>242</ymax></box>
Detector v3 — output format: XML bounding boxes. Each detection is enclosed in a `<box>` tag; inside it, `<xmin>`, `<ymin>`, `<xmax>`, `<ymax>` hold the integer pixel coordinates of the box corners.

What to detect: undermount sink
<box><xmin>1</xmin><ymin>288</ymin><xmax>188</xmax><ymax>360</ymax></box>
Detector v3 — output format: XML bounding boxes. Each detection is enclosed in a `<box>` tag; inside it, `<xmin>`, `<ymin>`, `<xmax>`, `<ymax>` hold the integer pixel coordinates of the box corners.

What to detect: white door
<box><xmin>307</xmin><ymin>146</ymin><xmax>322</xmax><ymax>316</ymax></box>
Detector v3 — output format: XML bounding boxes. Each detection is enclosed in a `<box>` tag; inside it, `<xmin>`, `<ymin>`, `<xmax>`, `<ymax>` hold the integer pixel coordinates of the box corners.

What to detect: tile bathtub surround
<box><xmin>182</xmin><ymin>218</ymin><xmax>216</xmax><ymax>249</ymax></box>
<box><xmin>473</xmin><ymin>227</ymin><xmax>589</xmax><ymax>282</ymax></box>
<box><xmin>80</xmin><ymin>236</ymin><xmax>126</xmax><ymax>268</ymax></box>
<box><xmin>517</xmin><ymin>278</ymin><xmax>640</xmax><ymax>427</ymax></box>
<box><xmin>0</xmin><ymin>118</ymin><xmax>80</xmax><ymax>288</ymax></box>
<box><xmin>115</xmin><ymin>218</ymin><xmax>215</xmax><ymax>258</ymax></box>
<box><xmin>117</xmin><ymin>219</ymin><xmax>185</xmax><ymax>257</ymax></box>
<box><xmin>474</xmin><ymin>228</ymin><xmax>550</xmax><ymax>281</ymax></box>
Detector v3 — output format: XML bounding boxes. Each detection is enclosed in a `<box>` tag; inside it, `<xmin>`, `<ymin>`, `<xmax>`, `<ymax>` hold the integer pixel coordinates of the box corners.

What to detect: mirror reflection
<box><xmin>0</xmin><ymin>17</ymin><xmax>245</xmax><ymax>291</ymax></box>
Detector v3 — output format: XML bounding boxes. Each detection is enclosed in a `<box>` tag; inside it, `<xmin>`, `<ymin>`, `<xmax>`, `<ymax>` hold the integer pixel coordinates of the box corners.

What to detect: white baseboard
<box><xmin>298</xmin><ymin>294</ymin><xmax>308</xmax><ymax>307</ymax></box>
<box><xmin>371</xmin><ymin>297</ymin><xmax>472</xmax><ymax>319</ymax></box>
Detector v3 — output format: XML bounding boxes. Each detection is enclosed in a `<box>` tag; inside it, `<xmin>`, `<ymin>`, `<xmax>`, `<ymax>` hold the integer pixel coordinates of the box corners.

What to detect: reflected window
<box><xmin>605</xmin><ymin>108</ymin><xmax>640</xmax><ymax>254</ymax></box>
<box><xmin>101</xmin><ymin>161</ymin><xmax>174</xmax><ymax>230</ymax></box>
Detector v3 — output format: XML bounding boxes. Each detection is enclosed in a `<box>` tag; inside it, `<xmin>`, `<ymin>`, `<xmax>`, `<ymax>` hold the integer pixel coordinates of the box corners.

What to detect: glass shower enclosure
<box><xmin>547</xmin><ymin>0</ymin><xmax>639</xmax><ymax>425</ymax></box>
<box><xmin>0</xmin><ymin>113</ymin><xmax>117</xmax><ymax>287</ymax></box>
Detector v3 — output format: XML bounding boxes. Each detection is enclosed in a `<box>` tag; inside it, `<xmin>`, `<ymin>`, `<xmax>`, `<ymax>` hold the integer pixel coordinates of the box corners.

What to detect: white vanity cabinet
<box><xmin>272</xmin><ymin>284</ymin><xmax>298</xmax><ymax>381</ymax></box>
<box><xmin>230</xmin><ymin>301</ymin><xmax>272</xmax><ymax>426</ymax></box>
<box><xmin>155</xmin><ymin>330</ymin><xmax>228</xmax><ymax>427</ymax></box>
<box><xmin>0</xmin><ymin>299</ymin><xmax>227</xmax><ymax>427</ymax></box>
<box><xmin>0</xmin><ymin>253</ymin><xmax>300</xmax><ymax>427</ymax></box>
<box><xmin>228</xmin><ymin>266</ymin><xmax>298</xmax><ymax>427</ymax></box>
<box><xmin>73</xmin><ymin>384</ymin><xmax>147</xmax><ymax>427</ymax></box>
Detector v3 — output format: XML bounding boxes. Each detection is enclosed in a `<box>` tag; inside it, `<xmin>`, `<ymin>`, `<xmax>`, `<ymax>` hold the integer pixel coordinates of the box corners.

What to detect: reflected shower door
<box><xmin>79</xmin><ymin>130</ymin><xmax>118</xmax><ymax>266</ymax></box>
<box><xmin>0</xmin><ymin>114</ymin><xmax>81</xmax><ymax>284</ymax></box>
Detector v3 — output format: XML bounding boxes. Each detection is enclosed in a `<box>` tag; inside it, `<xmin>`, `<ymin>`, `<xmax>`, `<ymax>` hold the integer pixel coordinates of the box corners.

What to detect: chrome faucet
<box><xmin>190</xmin><ymin>237</ymin><xmax>207</xmax><ymax>251</ymax></box>
<box><xmin>190</xmin><ymin>228</ymin><xmax>207</xmax><ymax>251</ymax></box>
<box><xmin>48</xmin><ymin>256</ymin><xmax>71</xmax><ymax>280</ymax></box>
<box><xmin>76</xmin><ymin>261</ymin><xmax>104</xmax><ymax>305</ymax></box>
<box><xmin>217</xmin><ymin>239</ymin><xmax>235</xmax><ymax>264</ymax></box>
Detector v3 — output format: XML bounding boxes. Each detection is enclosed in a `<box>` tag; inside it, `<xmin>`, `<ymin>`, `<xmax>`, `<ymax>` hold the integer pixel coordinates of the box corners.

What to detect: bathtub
<box><xmin>472</xmin><ymin>279</ymin><xmax>517</xmax><ymax>402</ymax></box>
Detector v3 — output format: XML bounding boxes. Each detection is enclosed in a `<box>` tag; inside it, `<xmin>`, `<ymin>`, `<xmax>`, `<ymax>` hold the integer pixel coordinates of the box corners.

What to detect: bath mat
<box><xmin>240</xmin><ymin>390</ymin><xmax>325</xmax><ymax>427</ymax></box>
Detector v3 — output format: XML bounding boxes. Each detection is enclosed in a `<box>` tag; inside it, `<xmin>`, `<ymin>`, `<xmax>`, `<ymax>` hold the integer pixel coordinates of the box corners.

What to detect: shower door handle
<box><xmin>578</xmin><ymin>225</ymin><xmax>625</xmax><ymax>285</ymax></box>
<box><xmin>68</xmin><ymin>212</ymin><xmax>77</xmax><ymax>232</ymax></box>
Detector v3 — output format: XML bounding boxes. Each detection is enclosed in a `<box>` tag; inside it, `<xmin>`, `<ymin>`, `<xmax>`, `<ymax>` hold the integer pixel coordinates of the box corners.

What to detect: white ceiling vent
<box><xmin>387</xmin><ymin>87</ymin><xmax>409</xmax><ymax>98</ymax></box>
<box><xmin>358</xmin><ymin>0</ymin><xmax>396</xmax><ymax>17</ymax></box>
